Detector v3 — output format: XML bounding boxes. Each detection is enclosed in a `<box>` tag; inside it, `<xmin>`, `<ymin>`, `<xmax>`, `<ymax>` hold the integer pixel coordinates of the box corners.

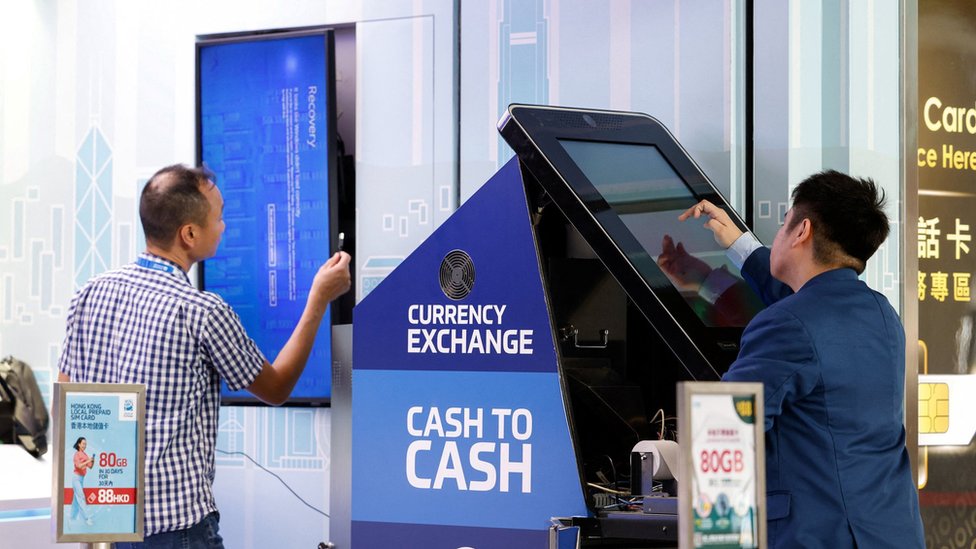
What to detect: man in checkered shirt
<box><xmin>58</xmin><ymin>164</ymin><xmax>351</xmax><ymax>548</ymax></box>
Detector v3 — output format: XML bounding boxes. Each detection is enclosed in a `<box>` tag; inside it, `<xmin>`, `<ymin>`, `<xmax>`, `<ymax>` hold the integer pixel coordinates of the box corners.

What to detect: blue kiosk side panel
<box><xmin>352</xmin><ymin>158</ymin><xmax>588</xmax><ymax>547</ymax></box>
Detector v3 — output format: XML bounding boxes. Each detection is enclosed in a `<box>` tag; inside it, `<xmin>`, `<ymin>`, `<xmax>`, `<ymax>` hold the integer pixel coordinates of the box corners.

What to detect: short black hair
<box><xmin>73</xmin><ymin>437</ymin><xmax>86</xmax><ymax>451</ymax></box>
<box><xmin>139</xmin><ymin>164</ymin><xmax>215</xmax><ymax>245</ymax></box>
<box><xmin>787</xmin><ymin>169</ymin><xmax>889</xmax><ymax>274</ymax></box>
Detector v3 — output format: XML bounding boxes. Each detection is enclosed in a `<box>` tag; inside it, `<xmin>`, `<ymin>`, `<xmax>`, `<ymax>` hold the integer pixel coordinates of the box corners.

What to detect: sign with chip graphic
<box><xmin>919</xmin><ymin>382</ymin><xmax>949</xmax><ymax>434</ymax></box>
<box><xmin>918</xmin><ymin>375</ymin><xmax>976</xmax><ymax>446</ymax></box>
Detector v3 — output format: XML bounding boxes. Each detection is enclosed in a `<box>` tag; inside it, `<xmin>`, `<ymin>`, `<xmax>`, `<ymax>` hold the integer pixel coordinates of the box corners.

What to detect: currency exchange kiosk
<box><xmin>339</xmin><ymin>105</ymin><xmax>765</xmax><ymax>548</ymax></box>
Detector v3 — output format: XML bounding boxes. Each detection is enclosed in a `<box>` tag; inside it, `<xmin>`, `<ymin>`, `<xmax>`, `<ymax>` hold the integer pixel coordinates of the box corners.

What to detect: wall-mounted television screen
<box><xmin>196</xmin><ymin>29</ymin><xmax>338</xmax><ymax>405</ymax></box>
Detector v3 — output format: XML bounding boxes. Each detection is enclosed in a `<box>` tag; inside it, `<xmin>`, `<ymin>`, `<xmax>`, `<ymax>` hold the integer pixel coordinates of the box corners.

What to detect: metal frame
<box><xmin>677</xmin><ymin>381</ymin><xmax>765</xmax><ymax>549</ymax></box>
<box><xmin>548</xmin><ymin>518</ymin><xmax>581</xmax><ymax>549</ymax></box>
<box><xmin>52</xmin><ymin>382</ymin><xmax>146</xmax><ymax>543</ymax></box>
<box><xmin>900</xmin><ymin>0</ymin><xmax>920</xmax><ymax>485</ymax></box>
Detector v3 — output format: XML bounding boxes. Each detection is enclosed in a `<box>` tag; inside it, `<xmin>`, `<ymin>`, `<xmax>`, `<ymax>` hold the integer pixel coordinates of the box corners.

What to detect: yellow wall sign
<box><xmin>919</xmin><ymin>382</ymin><xmax>950</xmax><ymax>434</ymax></box>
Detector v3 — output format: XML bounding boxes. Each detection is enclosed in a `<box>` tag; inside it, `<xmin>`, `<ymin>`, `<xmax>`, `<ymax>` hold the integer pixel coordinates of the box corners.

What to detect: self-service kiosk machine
<box><xmin>337</xmin><ymin>105</ymin><xmax>766</xmax><ymax>548</ymax></box>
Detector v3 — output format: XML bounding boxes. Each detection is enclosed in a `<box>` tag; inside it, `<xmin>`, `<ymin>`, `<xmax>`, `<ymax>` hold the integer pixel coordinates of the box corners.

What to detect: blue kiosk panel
<box><xmin>352</xmin><ymin>159</ymin><xmax>587</xmax><ymax>547</ymax></box>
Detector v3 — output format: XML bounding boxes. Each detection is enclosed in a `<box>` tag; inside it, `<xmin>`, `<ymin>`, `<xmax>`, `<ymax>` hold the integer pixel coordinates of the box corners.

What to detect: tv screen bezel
<box><xmin>499</xmin><ymin>104</ymin><xmax>760</xmax><ymax>379</ymax></box>
<box><xmin>195</xmin><ymin>27</ymin><xmax>339</xmax><ymax>406</ymax></box>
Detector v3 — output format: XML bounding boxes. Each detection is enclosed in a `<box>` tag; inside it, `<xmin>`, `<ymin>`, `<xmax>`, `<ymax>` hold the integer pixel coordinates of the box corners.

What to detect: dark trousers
<box><xmin>116</xmin><ymin>512</ymin><xmax>223</xmax><ymax>549</ymax></box>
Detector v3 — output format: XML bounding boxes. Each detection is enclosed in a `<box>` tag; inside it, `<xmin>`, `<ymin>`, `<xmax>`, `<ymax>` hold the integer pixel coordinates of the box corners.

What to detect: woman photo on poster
<box><xmin>71</xmin><ymin>436</ymin><xmax>95</xmax><ymax>525</ymax></box>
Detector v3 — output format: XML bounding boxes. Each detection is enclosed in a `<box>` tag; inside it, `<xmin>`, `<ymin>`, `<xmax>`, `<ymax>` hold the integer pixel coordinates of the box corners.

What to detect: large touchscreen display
<box><xmin>199</xmin><ymin>34</ymin><xmax>333</xmax><ymax>401</ymax></box>
<box><xmin>557</xmin><ymin>139</ymin><xmax>762</xmax><ymax>327</ymax></box>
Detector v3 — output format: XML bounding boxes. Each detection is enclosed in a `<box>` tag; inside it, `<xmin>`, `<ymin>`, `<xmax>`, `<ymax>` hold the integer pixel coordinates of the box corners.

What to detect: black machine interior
<box><xmin>524</xmin><ymin>166</ymin><xmax>702</xmax><ymax>507</ymax></box>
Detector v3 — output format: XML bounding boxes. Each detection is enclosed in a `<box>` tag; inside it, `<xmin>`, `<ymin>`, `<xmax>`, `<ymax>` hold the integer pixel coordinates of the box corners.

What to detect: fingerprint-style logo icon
<box><xmin>439</xmin><ymin>250</ymin><xmax>475</xmax><ymax>300</ymax></box>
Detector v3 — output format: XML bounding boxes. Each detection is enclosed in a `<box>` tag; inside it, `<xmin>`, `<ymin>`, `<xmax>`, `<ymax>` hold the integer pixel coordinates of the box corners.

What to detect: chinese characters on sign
<box><xmin>685</xmin><ymin>390</ymin><xmax>761</xmax><ymax>549</ymax></box>
<box><xmin>54</xmin><ymin>383</ymin><xmax>145</xmax><ymax>544</ymax></box>
<box><xmin>918</xmin><ymin>216</ymin><xmax>972</xmax><ymax>302</ymax></box>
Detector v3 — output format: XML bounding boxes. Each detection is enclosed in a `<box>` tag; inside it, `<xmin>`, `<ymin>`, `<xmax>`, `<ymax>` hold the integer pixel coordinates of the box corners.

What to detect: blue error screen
<box><xmin>199</xmin><ymin>34</ymin><xmax>332</xmax><ymax>402</ymax></box>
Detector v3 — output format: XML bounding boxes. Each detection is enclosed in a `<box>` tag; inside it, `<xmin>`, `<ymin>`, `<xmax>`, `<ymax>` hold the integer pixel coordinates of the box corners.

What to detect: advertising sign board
<box><xmin>52</xmin><ymin>382</ymin><xmax>146</xmax><ymax>543</ymax></box>
<box><xmin>678</xmin><ymin>382</ymin><xmax>765</xmax><ymax>549</ymax></box>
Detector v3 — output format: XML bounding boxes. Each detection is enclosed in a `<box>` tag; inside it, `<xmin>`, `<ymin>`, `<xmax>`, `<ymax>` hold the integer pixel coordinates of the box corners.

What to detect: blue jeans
<box><xmin>116</xmin><ymin>512</ymin><xmax>223</xmax><ymax>549</ymax></box>
<box><xmin>70</xmin><ymin>474</ymin><xmax>91</xmax><ymax>520</ymax></box>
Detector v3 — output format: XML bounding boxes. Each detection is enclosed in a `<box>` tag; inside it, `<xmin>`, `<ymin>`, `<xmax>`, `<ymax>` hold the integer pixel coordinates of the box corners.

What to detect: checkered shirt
<box><xmin>58</xmin><ymin>253</ymin><xmax>266</xmax><ymax>535</ymax></box>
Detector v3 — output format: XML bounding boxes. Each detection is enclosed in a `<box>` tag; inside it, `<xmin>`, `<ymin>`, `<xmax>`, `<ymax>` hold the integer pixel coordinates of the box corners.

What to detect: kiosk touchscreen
<box><xmin>499</xmin><ymin>105</ymin><xmax>764</xmax><ymax>379</ymax></box>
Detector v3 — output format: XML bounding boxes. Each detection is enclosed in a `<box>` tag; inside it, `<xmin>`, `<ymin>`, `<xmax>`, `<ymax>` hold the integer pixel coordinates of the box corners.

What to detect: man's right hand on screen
<box><xmin>678</xmin><ymin>199</ymin><xmax>743</xmax><ymax>249</ymax></box>
<box><xmin>247</xmin><ymin>251</ymin><xmax>353</xmax><ymax>405</ymax></box>
<box><xmin>309</xmin><ymin>252</ymin><xmax>352</xmax><ymax>309</ymax></box>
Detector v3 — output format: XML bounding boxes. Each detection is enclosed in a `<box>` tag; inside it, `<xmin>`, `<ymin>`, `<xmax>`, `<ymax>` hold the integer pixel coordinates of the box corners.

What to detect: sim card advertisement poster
<box><xmin>351</xmin><ymin>160</ymin><xmax>587</xmax><ymax>547</ymax></box>
<box><xmin>679</xmin><ymin>383</ymin><xmax>764</xmax><ymax>549</ymax></box>
<box><xmin>197</xmin><ymin>31</ymin><xmax>335</xmax><ymax>402</ymax></box>
<box><xmin>54</xmin><ymin>383</ymin><xmax>145</xmax><ymax>542</ymax></box>
<box><xmin>917</xmin><ymin>1</ymin><xmax>976</xmax><ymax>544</ymax></box>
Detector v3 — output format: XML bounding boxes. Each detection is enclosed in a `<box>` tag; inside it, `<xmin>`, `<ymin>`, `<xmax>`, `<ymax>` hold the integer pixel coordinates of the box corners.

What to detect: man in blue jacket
<box><xmin>676</xmin><ymin>171</ymin><xmax>924</xmax><ymax>548</ymax></box>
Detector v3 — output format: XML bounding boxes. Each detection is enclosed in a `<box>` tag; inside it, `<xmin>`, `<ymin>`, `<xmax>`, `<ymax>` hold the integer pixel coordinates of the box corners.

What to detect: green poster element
<box><xmin>732</xmin><ymin>396</ymin><xmax>755</xmax><ymax>424</ymax></box>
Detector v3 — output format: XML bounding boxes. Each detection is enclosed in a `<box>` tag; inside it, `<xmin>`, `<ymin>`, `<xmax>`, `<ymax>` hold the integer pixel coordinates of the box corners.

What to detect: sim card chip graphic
<box><xmin>919</xmin><ymin>382</ymin><xmax>949</xmax><ymax>434</ymax></box>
